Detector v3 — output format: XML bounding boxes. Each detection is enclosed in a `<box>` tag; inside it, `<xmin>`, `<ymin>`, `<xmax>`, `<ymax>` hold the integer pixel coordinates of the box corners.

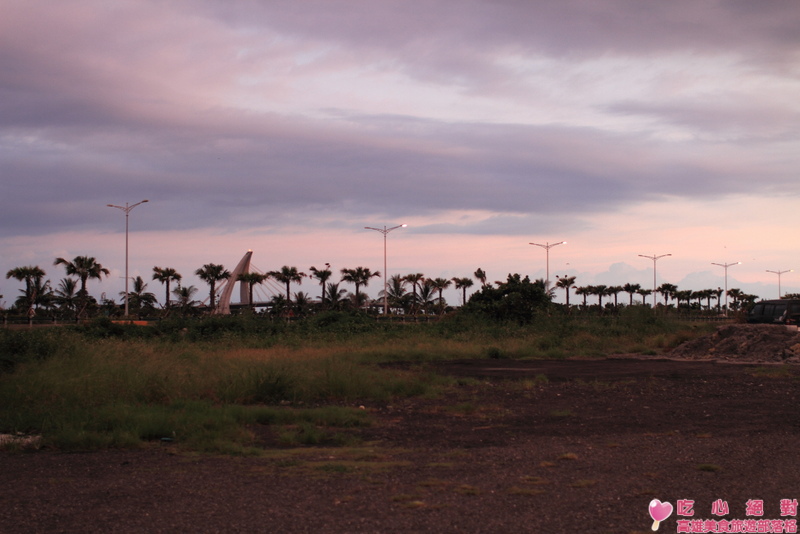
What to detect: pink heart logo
<box><xmin>649</xmin><ymin>499</ymin><xmax>673</xmax><ymax>522</ymax></box>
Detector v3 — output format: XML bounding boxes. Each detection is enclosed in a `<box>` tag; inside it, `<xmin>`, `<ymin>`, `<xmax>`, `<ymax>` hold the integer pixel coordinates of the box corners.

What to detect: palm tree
<box><xmin>382</xmin><ymin>274</ymin><xmax>410</xmax><ymax>313</ymax></box>
<box><xmin>54</xmin><ymin>256</ymin><xmax>109</xmax><ymax>318</ymax></box>
<box><xmin>713</xmin><ymin>287</ymin><xmax>724</xmax><ymax>313</ymax></box>
<box><xmin>403</xmin><ymin>273</ymin><xmax>425</xmax><ymax>314</ymax></box>
<box><xmin>474</xmin><ymin>268</ymin><xmax>488</xmax><ymax>289</ymax></box>
<box><xmin>54</xmin><ymin>256</ymin><xmax>109</xmax><ymax>296</ymax></box>
<box><xmin>657</xmin><ymin>283</ymin><xmax>678</xmax><ymax>308</ymax></box>
<box><xmin>417</xmin><ymin>280</ymin><xmax>437</xmax><ymax>315</ymax></box>
<box><xmin>607</xmin><ymin>285</ymin><xmax>623</xmax><ymax>308</ymax></box>
<box><xmin>269</xmin><ymin>266</ymin><xmax>306</xmax><ymax>302</ymax></box>
<box><xmin>237</xmin><ymin>272</ymin><xmax>269</xmax><ymax>309</ymax></box>
<box><xmin>675</xmin><ymin>289</ymin><xmax>693</xmax><ymax>310</ymax></box>
<box><xmin>622</xmin><ymin>283</ymin><xmax>641</xmax><ymax>306</ymax></box>
<box><xmin>268</xmin><ymin>294</ymin><xmax>290</xmax><ymax>318</ymax></box>
<box><xmin>194</xmin><ymin>263</ymin><xmax>230</xmax><ymax>311</ymax></box>
<box><xmin>575</xmin><ymin>286</ymin><xmax>590</xmax><ymax>308</ymax></box>
<box><xmin>593</xmin><ymin>284</ymin><xmax>608</xmax><ymax>308</ymax></box>
<box><xmin>324</xmin><ymin>282</ymin><xmax>348</xmax><ymax>311</ymax></box>
<box><xmin>152</xmin><ymin>267</ymin><xmax>182</xmax><ymax>309</ymax></box>
<box><xmin>121</xmin><ymin>276</ymin><xmax>157</xmax><ymax>314</ymax></box>
<box><xmin>636</xmin><ymin>288</ymin><xmax>653</xmax><ymax>306</ymax></box>
<box><xmin>555</xmin><ymin>276</ymin><xmax>576</xmax><ymax>307</ymax></box>
<box><xmin>340</xmin><ymin>267</ymin><xmax>380</xmax><ymax>307</ymax></box>
<box><xmin>727</xmin><ymin>288</ymin><xmax>744</xmax><ymax>312</ymax></box>
<box><xmin>53</xmin><ymin>277</ymin><xmax>79</xmax><ymax>319</ymax></box>
<box><xmin>172</xmin><ymin>284</ymin><xmax>199</xmax><ymax>314</ymax></box>
<box><xmin>309</xmin><ymin>264</ymin><xmax>332</xmax><ymax>303</ymax></box>
<box><xmin>293</xmin><ymin>291</ymin><xmax>312</xmax><ymax>317</ymax></box>
<box><xmin>429</xmin><ymin>277</ymin><xmax>452</xmax><ymax>313</ymax></box>
<box><xmin>700</xmin><ymin>289</ymin><xmax>715</xmax><ymax>311</ymax></box>
<box><xmin>452</xmin><ymin>277</ymin><xmax>474</xmax><ymax>306</ymax></box>
<box><xmin>6</xmin><ymin>265</ymin><xmax>47</xmax><ymax>314</ymax></box>
<box><xmin>13</xmin><ymin>276</ymin><xmax>52</xmax><ymax>314</ymax></box>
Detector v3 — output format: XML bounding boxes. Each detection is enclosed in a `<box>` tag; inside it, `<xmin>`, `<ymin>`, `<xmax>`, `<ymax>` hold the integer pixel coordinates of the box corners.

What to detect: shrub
<box><xmin>463</xmin><ymin>274</ymin><xmax>551</xmax><ymax>324</ymax></box>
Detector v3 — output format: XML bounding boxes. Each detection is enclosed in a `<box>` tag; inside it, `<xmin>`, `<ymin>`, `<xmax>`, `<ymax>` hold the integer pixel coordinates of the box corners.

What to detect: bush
<box><xmin>463</xmin><ymin>273</ymin><xmax>551</xmax><ymax>324</ymax></box>
<box><xmin>0</xmin><ymin>329</ymin><xmax>75</xmax><ymax>373</ymax></box>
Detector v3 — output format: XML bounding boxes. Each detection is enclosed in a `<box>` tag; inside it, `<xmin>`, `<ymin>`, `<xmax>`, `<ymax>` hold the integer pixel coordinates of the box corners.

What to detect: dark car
<box><xmin>747</xmin><ymin>299</ymin><xmax>800</xmax><ymax>325</ymax></box>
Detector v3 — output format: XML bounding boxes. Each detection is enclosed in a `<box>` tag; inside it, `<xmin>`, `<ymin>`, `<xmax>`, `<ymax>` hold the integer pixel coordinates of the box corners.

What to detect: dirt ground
<box><xmin>3</xmin><ymin>325</ymin><xmax>800</xmax><ymax>533</ymax></box>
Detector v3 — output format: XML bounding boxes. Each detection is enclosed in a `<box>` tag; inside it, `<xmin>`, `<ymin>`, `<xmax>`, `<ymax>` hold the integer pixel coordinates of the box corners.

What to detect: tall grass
<box><xmin>0</xmin><ymin>332</ymin><xmax>432</xmax><ymax>451</ymax></box>
<box><xmin>0</xmin><ymin>312</ymin><xmax>715</xmax><ymax>451</ymax></box>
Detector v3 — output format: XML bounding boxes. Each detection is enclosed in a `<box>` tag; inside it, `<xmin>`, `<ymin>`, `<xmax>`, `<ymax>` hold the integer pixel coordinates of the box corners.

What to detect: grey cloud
<box><xmin>607</xmin><ymin>99</ymin><xmax>800</xmax><ymax>144</ymax></box>
<box><xmin>197</xmin><ymin>0</ymin><xmax>800</xmax><ymax>80</ymax></box>
<box><xmin>1</xmin><ymin>106</ymin><xmax>772</xmax><ymax>238</ymax></box>
<box><xmin>2</xmin><ymin>0</ymin><xmax>799</xmax><ymax>239</ymax></box>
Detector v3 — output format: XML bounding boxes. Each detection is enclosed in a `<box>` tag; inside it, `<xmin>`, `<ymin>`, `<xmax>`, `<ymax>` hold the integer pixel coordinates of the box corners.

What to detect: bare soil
<box><xmin>3</xmin><ymin>324</ymin><xmax>800</xmax><ymax>533</ymax></box>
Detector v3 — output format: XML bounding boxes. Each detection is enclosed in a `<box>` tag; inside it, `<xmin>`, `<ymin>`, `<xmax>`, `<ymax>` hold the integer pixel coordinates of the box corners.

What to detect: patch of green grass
<box><xmin>399</xmin><ymin>500</ymin><xmax>427</xmax><ymax>509</ymax></box>
<box><xmin>520</xmin><ymin>374</ymin><xmax>549</xmax><ymax>388</ymax></box>
<box><xmin>426</xmin><ymin>462</ymin><xmax>455</xmax><ymax>468</ymax></box>
<box><xmin>418</xmin><ymin>478</ymin><xmax>450</xmax><ymax>488</ymax></box>
<box><xmin>316</xmin><ymin>463</ymin><xmax>353</xmax><ymax>473</ymax></box>
<box><xmin>697</xmin><ymin>463</ymin><xmax>722</xmax><ymax>473</ymax></box>
<box><xmin>454</xmin><ymin>484</ymin><xmax>480</xmax><ymax>496</ymax></box>
<box><xmin>750</xmin><ymin>366</ymin><xmax>795</xmax><ymax>378</ymax></box>
<box><xmin>519</xmin><ymin>476</ymin><xmax>550</xmax><ymax>485</ymax></box>
<box><xmin>508</xmin><ymin>486</ymin><xmax>546</xmax><ymax>495</ymax></box>
<box><xmin>392</xmin><ymin>493</ymin><xmax>423</xmax><ymax>502</ymax></box>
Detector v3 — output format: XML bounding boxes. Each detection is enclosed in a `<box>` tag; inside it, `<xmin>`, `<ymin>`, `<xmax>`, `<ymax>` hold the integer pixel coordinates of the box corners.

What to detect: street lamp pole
<box><xmin>107</xmin><ymin>200</ymin><xmax>149</xmax><ymax>317</ymax></box>
<box><xmin>712</xmin><ymin>261</ymin><xmax>740</xmax><ymax>315</ymax></box>
<box><xmin>766</xmin><ymin>269</ymin><xmax>792</xmax><ymax>299</ymax></box>
<box><xmin>638</xmin><ymin>253</ymin><xmax>671</xmax><ymax>307</ymax></box>
<box><xmin>365</xmin><ymin>224</ymin><xmax>406</xmax><ymax>315</ymax></box>
<box><xmin>529</xmin><ymin>241</ymin><xmax>566</xmax><ymax>292</ymax></box>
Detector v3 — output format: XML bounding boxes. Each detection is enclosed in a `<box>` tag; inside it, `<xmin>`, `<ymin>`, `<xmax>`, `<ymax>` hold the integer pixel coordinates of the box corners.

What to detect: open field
<box><xmin>2</xmin><ymin>357</ymin><xmax>800</xmax><ymax>533</ymax></box>
<box><xmin>2</xmin><ymin>316</ymin><xmax>798</xmax><ymax>532</ymax></box>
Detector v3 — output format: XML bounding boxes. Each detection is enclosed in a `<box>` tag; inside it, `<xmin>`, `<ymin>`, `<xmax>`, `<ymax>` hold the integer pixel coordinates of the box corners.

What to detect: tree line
<box><xmin>555</xmin><ymin>276</ymin><xmax>762</xmax><ymax>313</ymax></box>
<box><xmin>2</xmin><ymin>256</ymin><xmax>483</xmax><ymax>320</ymax></box>
<box><xmin>3</xmin><ymin>256</ymin><xmax>770</xmax><ymax>322</ymax></box>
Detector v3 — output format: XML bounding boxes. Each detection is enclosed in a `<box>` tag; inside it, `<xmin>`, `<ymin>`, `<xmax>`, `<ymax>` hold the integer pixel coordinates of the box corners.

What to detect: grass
<box><xmin>0</xmin><ymin>313</ymin><xmax>716</xmax><ymax>452</ymax></box>
<box><xmin>750</xmin><ymin>366</ymin><xmax>797</xmax><ymax>378</ymax></box>
<box><xmin>508</xmin><ymin>486</ymin><xmax>546</xmax><ymax>495</ymax></box>
<box><xmin>569</xmin><ymin>479</ymin><xmax>598</xmax><ymax>488</ymax></box>
<box><xmin>697</xmin><ymin>463</ymin><xmax>723</xmax><ymax>473</ymax></box>
<box><xmin>454</xmin><ymin>484</ymin><xmax>480</xmax><ymax>496</ymax></box>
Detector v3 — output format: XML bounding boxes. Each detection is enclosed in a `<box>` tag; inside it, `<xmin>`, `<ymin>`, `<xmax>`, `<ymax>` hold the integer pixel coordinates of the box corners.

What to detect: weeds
<box><xmin>0</xmin><ymin>313</ymin><xmax>713</xmax><ymax>452</ymax></box>
<box><xmin>697</xmin><ymin>464</ymin><xmax>723</xmax><ymax>473</ymax></box>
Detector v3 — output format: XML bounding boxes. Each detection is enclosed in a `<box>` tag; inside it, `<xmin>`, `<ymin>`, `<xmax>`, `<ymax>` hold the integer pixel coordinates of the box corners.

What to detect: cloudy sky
<box><xmin>2</xmin><ymin>0</ymin><xmax>800</xmax><ymax>307</ymax></box>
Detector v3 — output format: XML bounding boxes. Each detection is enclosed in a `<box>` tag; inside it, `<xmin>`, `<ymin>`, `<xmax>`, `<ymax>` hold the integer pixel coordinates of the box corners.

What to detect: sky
<box><xmin>2</xmin><ymin>0</ymin><xmax>800</xmax><ymax>308</ymax></box>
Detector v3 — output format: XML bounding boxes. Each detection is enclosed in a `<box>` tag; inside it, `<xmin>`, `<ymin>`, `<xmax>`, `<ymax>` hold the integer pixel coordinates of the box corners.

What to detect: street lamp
<box><xmin>712</xmin><ymin>261</ymin><xmax>740</xmax><ymax>315</ymax></box>
<box><xmin>766</xmin><ymin>269</ymin><xmax>792</xmax><ymax>299</ymax></box>
<box><xmin>529</xmin><ymin>241</ymin><xmax>566</xmax><ymax>292</ymax></box>
<box><xmin>638</xmin><ymin>253</ymin><xmax>671</xmax><ymax>307</ymax></box>
<box><xmin>107</xmin><ymin>200</ymin><xmax>149</xmax><ymax>317</ymax></box>
<box><xmin>365</xmin><ymin>224</ymin><xmax>407</xmax><ymax>315</ymax></box>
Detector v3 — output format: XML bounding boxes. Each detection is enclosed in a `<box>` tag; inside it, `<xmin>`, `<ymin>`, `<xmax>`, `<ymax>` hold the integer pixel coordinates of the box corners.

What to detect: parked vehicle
<box><xmin>747</xmin><ymin>299</ymin><xmax>800</xmax><ymax>325</ymax></box>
